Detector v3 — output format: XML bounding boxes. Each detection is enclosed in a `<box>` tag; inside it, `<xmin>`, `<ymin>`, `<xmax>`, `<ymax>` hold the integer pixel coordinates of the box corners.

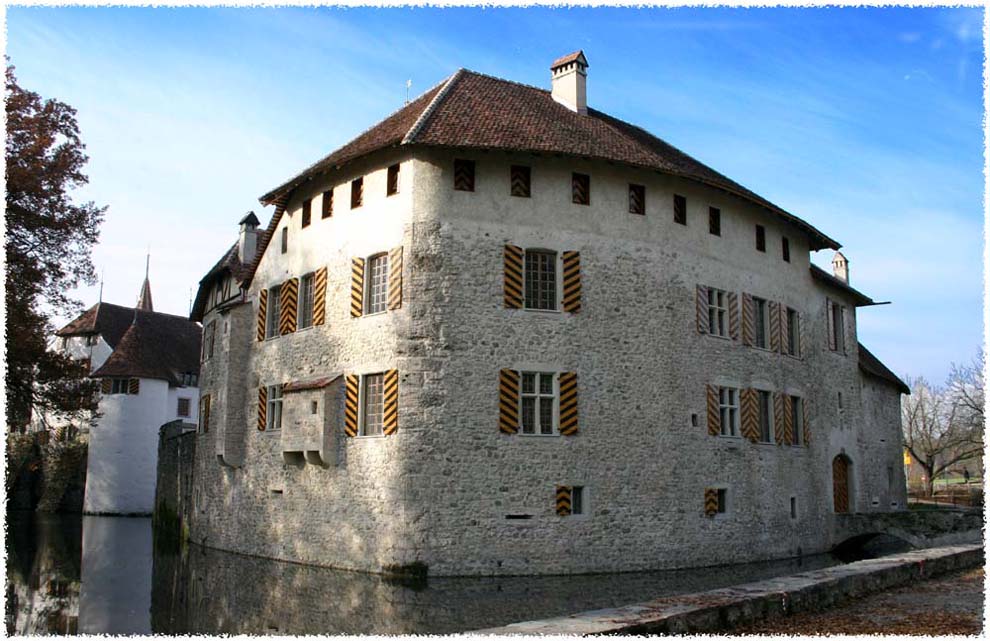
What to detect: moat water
<box><xmin>5</xmin><ymin>512</ymin><xmax>907</xmax><ymax>635</ymax></box>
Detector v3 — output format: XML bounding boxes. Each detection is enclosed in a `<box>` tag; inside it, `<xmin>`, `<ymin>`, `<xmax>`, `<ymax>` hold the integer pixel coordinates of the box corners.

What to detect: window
<box><xmin>454</xmin><ymin>159</ymin><xmax>475</xmax><ymax>191</ymax></box>
<box><xmin>298</xmin><ymin>273</ymin><xmax>315</xmax><ymax>329</ymax></box>
<box><xmin>301</xmin><ymin>199</ymin><xmax>311</xmax><ymax>228</ymax></box>
<box><xmin>524</xmin><ymin>250</ymin><xmax>557</xmax><ymax>311</ymax></box>
<box><xmin>266</xmin><ymin>384</ymin><xmax>283</xmax><ymax>431</ymax></box>
<box><xmin>755</xmin><ymin>225</ymin><xmax>766</xmax><ymax>252</ymax></box>
<box><xmin>387</xmin><ymin>164</ymin><xmax>400</xmax><ymax>196</ymax></box>
<box><xmin>365</xmin><ymin>253</ymin><xmax>389</xmax><ymax>315</ymax></box>
<box><xmin>203</xmin><ymin>321</ymin><xmax>216</xmax><ymax>360</ymax></box>
<box><xmin>571</xmin><ymin>173</ymin><xmax>590</xmax><ymax>205</ymax></box>
<box><xmin>361</xmin><ymin>373</ymin><xmax>384</xmax><ymax>436</ymax></box>
<box><xmin>673</xmin><ymin>194</ymin><xmax>687</xmax><ymax>225</ymax></box>
<box><xmin>321</xmin><ymin>189</ymin><xmax>333</xmax><ymax>218</ymax></box>
<box><xmin>510</xmin><ymin>165</ymin><xmax>531</xmax><ymax>197</ymax></box>
<box><xmin>265</xmin><ymin>284</ymin><xmax>281</xmax><ymax>338</ymax></box>
<box><xmin>280</xmin><ymin>227</ymin><xmax>288</xmax><ymax>254</ymax></box>
<box><xmin>716</xmin><ymin>488</ymin><xmax>728</xmax><ymax>514</ymax></box>
<box><xmin>110</xmin><ymin>378</ymin><xmax>129</xmax><ymax>395</ymax></box>
<box><xmin>758</xmin><ymin>390</ymin><xmax>773</xmax><ymax>443</ymax></box>
<box><xmin>521</xmin><ymin>372</ymin><xmax>556</xmax><ymax>435</ymax></box>
<box><xmin>790</xmin><ymin>496</ymin><xmax>797</xmax><ymax>519</ymax></box>
<box><xmin>790</xmin><ymin>396</ymin><xmax>803</xmax><ymax>446</ymax></box>
<box><xmin>707</xmin><ymin>287</ymin><xmax>727</xmax><ymax>337</ymax></box>
<box><xmin>311</xmin><ymin>400</ymin><xmax>318</xmax><ymax>415</ymax></box>
<box><xmin>830</xmin><ymin>302</ymin><xmax>846</xmax><ymax>352</ymax></box>
<box><xmin>177</xmin><ymin>398</ymin><xmax>191</xmax><ymax>418</ymax></box>
<box><xmin>181</xmin><ymin>372</ymin><xmax>198</xmax><ymax>387</ymax></box>
<box><xmin>628</xmin><ymin>184</ymin><xmax>645</xmax><ymax>215</ymax></box>
<box><xmin>782</xmin><ymin>237</ymin><xmax>790</xmax><ymax>262</ymax></box>
<box><xmin>709</xmin><ymin>207</ymin><xmax>721</xmax><ymax>236</ymax></box>
<box><xmin>350</xmin><ymin>177</ymin><xmax>363</xmax><ymax>208</ymax></box>
<box><xmin>571</xmin><ymin>486</ymin><xmax>585</xmax><ymax>515</ymax></box>
<box><xmin>753</xmin><ymin>297</ymin><xmax>769</xmax><ymax>348</ymax></box>
<box><xmin>786</xmin><ymin>308</ymin><xmax>800</xmax><ymax>356</ymax></box>
<box><xmin>718</xmin><ymin>387</ymin><xmax>739</xmax><ymax>437</ymax></box>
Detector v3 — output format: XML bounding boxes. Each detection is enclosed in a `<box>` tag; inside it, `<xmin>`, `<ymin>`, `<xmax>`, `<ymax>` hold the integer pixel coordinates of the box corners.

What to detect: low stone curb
<box><xmin>470</xmin><ymin>544</ymin><xmax>984</xmax><ymax>635</ymax></box>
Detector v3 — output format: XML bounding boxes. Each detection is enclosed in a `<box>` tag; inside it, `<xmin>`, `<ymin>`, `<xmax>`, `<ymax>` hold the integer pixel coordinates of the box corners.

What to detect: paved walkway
<box><xmin>733</xmin><ymin>567</ymin><xmax>985</xmax><ymax>635</ymax></box>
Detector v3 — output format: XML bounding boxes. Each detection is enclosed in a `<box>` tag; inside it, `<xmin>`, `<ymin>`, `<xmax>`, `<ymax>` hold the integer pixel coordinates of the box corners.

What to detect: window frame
<box><xmin>519</xmin><ymin>371</ymin><xmax>558</xmax><ymax>436</ymax></box>
<box><xmin>753</xmin><ymin>297</ymin><xmax>769</xmax><ymax>349</ymax></box>
<box><xmin>203</xmin><ymin>321</ymin><xmax>216</xmax><ymax>360</ymax></box>
<box><xmin>280</xmin><ymin>227</ymin><xmax>288</xmax><ymax>254</ymax></box>
<box><xmin>786</xmin><ymin>307</ymin><xmax>800</xmax><ymax>356</ymax></box>
<box><xmin>709</xmin><ymin>206</ymin><xmax>721</xmax><ymax>236</ymax></box>
<box><xmin>523</xmin><ymin>249</ymin><xmax>559</xmax><ymax>312</ymax></box>
<box><xmin>265</xmin><ymin>284</ymin><xmax>281</xmax><ymax>339</ymax></box>
<box><xmin>364</xmin><ymin>253</ymin><xmax>390</xmax><ymax>315</ymax></box>
<box><xmin>109</xmin><ymin>378</ymin><xmax>129</xmax><ymax>395</ymax></box>
<box><xmin>707</xmin><ymin>287</ymin><xmax>728</xmax><ymax>337</ymax></box>
<box><xmin>321</xmin><ymin>189</ymin><xmax>333</xmax><ymax>218</ymax></box>
<box><xmin>718</xmin><ymin>387</ymin><xmax>740</xmax><ymax>437</ymax></box>
<box><xmin>298</xmin><ymin>272</ymin><xmax>315</xmax><ymax>329</ymax></box>
<box><xmin>351</xmin><ymin>177</ymin><xmax>364</xmax><ymax>209</ymax></box>
<box><xmin>571</xmin><ymin>172</ymin><xmax>590</xmax><ymax>206</ymax></box>
<box><xmin>359</xmin><ymin>372</ymin><xmax>385</xmax><ymax>437</ymax></box>
<box><xmin>510</xmin><ymin>165</ymin><xmax>531</xmax><ymax>198</ymax></box>
<box><xmin>301</xmin><ymin>199</ymin><xmax>312</xmax><ymax>228</ymax></box>
<box><xmin>790</xmin><ymin>396</ymin><xmax>804</xmax><ymax>446</ymax></box>
<box><xmin>673</xmin><ymin>194</ymin><xmax>687</xmax><ymax>225</ymax></box>
<box><xmin>757</xmin><ymin>389</ymin><xmax>773</xmax><ymax>443</ymax></box>
<box><xmin>177</xmin><ymin>397</ymin><xmax>191</xmax><ymax>418</ymax></box>
<box><xmin>782</xmin><ymin>237</ymin><xmax>791</xmax><ymax>262</ymax></box>
<box><xmin>266</xmin><ymin>384</ymin><xmax>283</xmax><ymax>431</ymax></box>
<box><xmin>628</xmin><ymin>183</ymin><xmax>645</xmax><ymax>215</ymax></box>
<box><xmin>755</xmin><ymin>224</ymin><xmax>766</xmax><ymax>252</ymax></box>
<box><xmin>716</xmin><ymin>488</ymin><xmax>728</xmax><ymax>514</ymax></box>
<box><xmin>454</xmin><ymin>158</ymin><xmax>476</xmax><ymax>192</ymax></box>
<box><xmin>386</xmin><ymin>163</ymin><xmax>400</xmax><ymax>196</ymax></box>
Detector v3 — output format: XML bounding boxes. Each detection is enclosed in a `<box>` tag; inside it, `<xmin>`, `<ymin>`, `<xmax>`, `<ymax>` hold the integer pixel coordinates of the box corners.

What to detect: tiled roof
<box><xmin>90</xmin><ymin>310</ymin><xmax>201</xmax><ymax>385</ymax></box>
<box><xmin>859</xmin><ymin>343</ymin><xmax>910</xmax><ymax>395</ymax></box>
<box><xmin>809</xmin><ymin>264</ymin><xmax>875</xmax><ymax>306</ymax></box>
<box><xmin>190</xmin><ymin>242</ymin><xmax>250</xmax><ymax>322</ymax></box>
<box><xmin>551</xmin><ymin>50</ymin><xmax>587</xmax><ymax>69</ymax></box>
<box><xmin>56</xmin><ymin>302</ymin><xmax>137</xmax><ymax>348</ymax></box>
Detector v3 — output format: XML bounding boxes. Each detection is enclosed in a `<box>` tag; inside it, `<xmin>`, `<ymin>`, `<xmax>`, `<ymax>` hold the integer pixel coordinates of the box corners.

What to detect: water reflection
<box><xmin>78</xmin><ymin>516</ymin><xmax>152</xmax><ymax>634</ymax></box>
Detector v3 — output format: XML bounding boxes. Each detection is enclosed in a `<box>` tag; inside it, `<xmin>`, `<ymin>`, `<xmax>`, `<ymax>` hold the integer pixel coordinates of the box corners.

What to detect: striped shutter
<box><xmin>783</xmin><ymin>395</ymin><xmax>795</xmax><ymax>445</ymax></box>
<box><xmin>826</xmin><ymin>299</ymin><xmax>836</xmax><ymax>351</ymax></box>
<box><xmin>741</xmin><ymin>294</ymin><xmax>755</xmax><ymax>346</ymax></box>
<box><xmin>555</xmin><ymin>486</ymin><xmax>572</xmax><ymax>516</ymax></box>
<box><xmin>350</xmin><ymin>258</ymin><xmax>365</xmax><ymax>318</ymax></box>
<box><xmin>257</xmin><ymin>387</ymin><xmax>267</xmax><ymax>431</ymax></box>
<box><xmin>344</xmin><ymin>374</ymin><xmax>359</xmax><ymax>437</ymax></box>
<box><xmin>696</xmin><ymin>285</ymin><xmax>709</xmax><ymax>334</ymax></box>
<box><xmin>201</xmin><ymin>394</ymin><xmax>211</xmax><ymax>433</ymax></box>
<box><xmin>803</xmin><ymin>398</ymin><xmax>811</xmax><ymax>445</ymax></box>
<box><xmin>773</xmin><ymin>392</ymin><xmax>787</xmax><ymax>444</ymax></box>
<box><xmin>559</xmin><ymin>372</ymin><xmax>578</xmax><ymax>435</ymax></box>
<box><xmin>780</xmin><ymin>304</ymin><xmax>790</xmax><ymax>355</ymax></box>
<box><xmin>257</xmin><ymin>289</ymin><xmax>267</xmax><ymax>341</ymax></box>
<box><xmin>388</xmin><ymin>246</ymin><xmax>403</xmax><ymax>310</ymax></box>
<box><xmin>100</xmin><ymin>379</ymin><xmax>111</xmax><ymax>394</ymax></box>
<box><xmin>706</xmin><ymin>385</ymin><xmax>720</xmax><ymax>436</ymax></box>
<box><xmin>503</xmin><ymin>245</ymin><xmax>524</xmax><ymax>309</ymax></box>
<box><xmin>704</xmin><ymin>488</ymin><xmax>718</xmax><ymax>517</ymax></box>
<box><xmin>383</xmin><ymin>369</ymin><xmax>399</xmax><ymax>435</ymax></box>
<box><xmin>279</xmin><ymin>278</ymin><xmax>298</xmax><ymax>335</ymax></box>
<box><xmin>728</xmin><ymin>292</ymin><xmax>739</xmax><ymax>340</ymax></box>
<box><xmin>769</xmin><ymin>301</ymin><xmax>781</xmax><ymax>352</ymax></box>
<box><xmin>740</xmin><ymin>388</ymin><xmax>758</xmax><ymax>442</ymax></box>
<box><xmin>562</xmin><ymin>251</ymin><xmax>581</xmax><ymax>313</ymax></box>
<box><xmin>128</xmin><ymin>378</ymin><xmax>140</xmax><ymax>395</ymax></box>
<box><xmin>312</xmin><ymin>267</ymin><xmax>327</xmax><ymax>326</ymax></box>
<box><xmin>499</xmin><ymin>369</ymin><xmax>520</xmax><ymax>434</ymax></box>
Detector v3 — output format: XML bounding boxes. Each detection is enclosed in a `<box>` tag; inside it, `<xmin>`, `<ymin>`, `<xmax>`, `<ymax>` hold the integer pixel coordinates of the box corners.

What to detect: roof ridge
<box><xmin>458</xmin><ymin>68</ymin><xmax>552</xmax><ymax>96</ymax></box>
<box><xmin>403</xmin><ymin>69</ymin><xmax>465</xmax><ymax>145</ymax></box>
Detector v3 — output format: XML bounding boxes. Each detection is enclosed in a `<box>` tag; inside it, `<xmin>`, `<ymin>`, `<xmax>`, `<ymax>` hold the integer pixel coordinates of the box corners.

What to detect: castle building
<box><xmin>55</xmin><ymin>271</ymin><xmax>202</xmax><ymax>515</ymax></box>
<box><xmin>189</xmin><ymin>52</ymin><xmax>909</xmax><ymax>576</ymax></box>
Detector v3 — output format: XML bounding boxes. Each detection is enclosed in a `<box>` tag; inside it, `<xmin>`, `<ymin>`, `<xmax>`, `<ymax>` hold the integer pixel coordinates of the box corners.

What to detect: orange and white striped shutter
<box><xmin>728</xmin><ymin>292</ymin><xmax>739</xmax><ymax>340</ymax></box>
<box><xmin>257</xmin><ymin>387</ymin><xmax>267</xmax><ymax>431</ymax></box>
<box><xmin>559</xmin><ymin>372</ymin><xmax>578</xmax><ymax>435</ymax></box>
<box><xmin>350</xmin><ymin>258</ymin><xmax>365</xmax><ymax>318</ymax></box>
<box><xmin>257</xmin><ymin>289</ymin><xmax>267</xmax><ymax>341</ymax></box>
<box><xmin>562</xmin><ymin>251</ymin><xmax>581</xmax><ymax>313</ymax></box>
<box><xmin>499</xmin><ymin>369</ymin><xmax>520</xmax><ymax>434</ymax></box>
<box><xmin>383</xmin><ymin>369</ymin><xmax>399</xmax><ymax>435</ymax></box>
<box><xmin>706</xmin><ymin>385</ymin><xmax>720</xmax><ymax>436</ymax></box>
<box><xmin>312</xmin><ymin>267</ymin><xmax>327</xmax><ymax>326</ymax></box>
<box><xmin>696</xmin><ymin>285</ymin><xmax>708</xmax><ymax>334</ymax></box>
<box><xmin>504</xmin><ymin>245</ymin><xmax>523</xmax><ymax>309</ymax></box>
<box><xmin>388</xmin><ymin>247</ymin><xmax>403</xmax><ymax>310</ymax></box>
<box><xmin>279</xmin><ymin>278</ymin><xmax>298</xmax><ymax>335</ymax></box>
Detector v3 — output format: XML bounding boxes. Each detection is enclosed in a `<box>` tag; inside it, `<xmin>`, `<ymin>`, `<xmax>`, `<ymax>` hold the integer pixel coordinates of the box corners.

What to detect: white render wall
<box><xmin>188</xmin><ymin>148</ymin><xmax>907</xmax><ymax>576</ymax></box>
<box><xmin>62</xmin><ymin>335</ymin><xmax>112</xmax><ymax>372</ymax></box>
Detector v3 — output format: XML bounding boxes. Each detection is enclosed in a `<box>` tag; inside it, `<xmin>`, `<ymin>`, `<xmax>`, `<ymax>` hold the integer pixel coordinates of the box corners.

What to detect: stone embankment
<box><xmin>473</xmin><ymin>543</ymin><xmax>984</xmax><ymax>635</ymax></box>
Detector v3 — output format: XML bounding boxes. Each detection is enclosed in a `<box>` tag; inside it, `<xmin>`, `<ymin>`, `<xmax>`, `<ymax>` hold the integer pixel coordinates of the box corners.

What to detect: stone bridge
<box><xmin>831</xmin><ymin>509</ymin><xmax>983</xmax><ymax>552</ymax></box>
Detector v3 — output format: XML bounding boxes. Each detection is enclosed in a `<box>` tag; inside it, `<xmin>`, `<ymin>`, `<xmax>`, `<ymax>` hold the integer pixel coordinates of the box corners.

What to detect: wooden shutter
<box><xmin>454</xmin><ymin>159</ymin><xmax>475</xmax><ymax>191</ymax></box>
<box><xmin>350</xmin><ymin>258</ymin><xmax>365</xmax><ymax>318</ymax></box>
<box><xmin>510</xmin><ymin>165</ymin><xmax>530</xmax><ymax>197</ymax></box>
<box><xmin>562</xmin><ymin>251</ymin><xmax>581</xmax><ymax>313</ymax></box>
<box><xmin>312</xmin><ymin>267</ymin><xmax>327</xmax><ymax>326</ymax></box>
<box><xmin>803</xmin><ymin>398</ymin><xmax>811</xmax><ymax>445</ymax></box>
<box><xmin>279</xmin><ymin>278</ymin><xmax>298</xmax><ymax>335</ymax></box>
<box><xmin>503</xmin><ymin>245</ymin><xmax>523</xmax><ymax>309</ymax></box>
<box><xmin>559</xmin><ymin>372</ymin><xmax>578</xmax><ymax>435</ymax></box>
<box><xmin>769</xmin><ymin>301</ymin><xmax>781</xmax><ymax>352</ymax></box>
<box><xmin>741</xmin><ymin>294</ymin><xmax>755</xmax><ymax>346</ymax></box>
<box><xmin>257</xmin><ymin>386</ymin><xmax>267</xmax><ymax>431</ymax></box>
<box><xmin>783</xmin><ymin>395</ymin><xmax>795</xmax><ymax>445</ymax></box>
<box><xmin>100</xmin><ymin>379</ymin><xmax>112</xmax><ymax>394</ymax></box>
<box><xmin>826</xmin><ymin>299</ymin><xmax>836</xmax><ymax>351</ymax></box>
<box><xmin>774</xmin><ymin>392</ymin><xmax>787</xmax><ymax>445</ymax></box>
<box><xmin>257</xmin><ymin>289</ymin><xmax>268</xmax><ymax>341</ymax></box>
<box><xmin>344</xmin><ymin>374</ymin><xmax>359</xmax><ymax>437</ymax></box>
<box><xmin>498</xmin><ymin>369</ymin><xmax>520</xmax><ymax>434</ymax></box>
<box><xmin>388</xmin><ymin>246</ymin><xmax>403</xmax><ymax>310</ymax></box>
<box><xmin>202</xmin><ymin>394</ymin><xmax>211</xmax><ymax>433</ymax></box>
<box><xmin>706</xmin><ymin>385</ymin><xmax>720</xmax><ymax>436</ymax></box>
<box><xmin>780</xmin><ymin>304</ymin><xmax>790</xmax><ymax>355</ymax></box>
<box><xmin>704</xmin><ymin>488</ymin><xmax>718</xmax><ymax>517</ymax></box>
<box><xmin>383</xmin><ymin>369</ymin><xmax>399</xmax><ymax>436</ymax></box>
<box><xmin>740</xmin><ymin>388</ymin><xmax>758</xmax><ymax>442</ymax></box>
<box><xmin>696</xmin><ymin>285</ymin><xmax>709</xmax><ymax>334</ymax></box>
<box><xmin>728</xmin><ymin>292</ymin><xmax>739</xmax><ymax>340</ymax></box>
<box><xmin>555</xmin><ymin>486</ymin><xmax>572</xmax><ymax>516</ymax></box>
<box><xmin>128</xmin><ymin>378</ymin><xmax>140</xmax><ymax>395</ymax></box>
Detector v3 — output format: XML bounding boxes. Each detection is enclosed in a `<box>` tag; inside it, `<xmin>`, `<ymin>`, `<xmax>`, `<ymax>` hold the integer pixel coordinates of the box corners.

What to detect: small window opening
<box><xmin>510</xmin><ymin>165</ymin><xmax>531</xmax><ymax>197</ymax></box>
<box><xmin>673</xmin><ymin>194</ymin><xmax>687</xmax><ymax>225</ymax></box>
<box><xmin>301</xmin><ymin>199</ymin><xmax>311</xmax><ymax>228</ymax></box>
<box><xmin>790</xmin><ymin>496</ymin><xmax>797</xmax><ymax>519</ymax></box>
<box><xmin>321</xmin><ymin>189</ymin><xmax>333</xmax><ymax>218</ymax></box>
<box><xmin>387</xmin><ymin>164</ymin><xmax>400</xmax><ymax>196</ymax></box>
<box><xmin>756</xmin><ymin>225</ymin><xmax>766</xmax><ymax>252</ymax></box>
<box><xmin>709</xmin><ymin>206</ymin><xmax>721</xmax><ymax>236</ymax></box>
<box><xmin>782</xmin><ymin>236</ymin><xmax>791</xmax><ymax>262</ymax></box>
<box><xmin>571</xmin><ymin>173</ymin><xmax>590</xmax><ymax>205</ymax></box>
<box><xmin>716</xmin><ymin>488</ymin><xmax>727</xmax><ymax>514</ymax></box>
<box><xmin>311</xmin><ymin>400</ymin><xmax>318</xmax><ymax>415</ymax></box>
<box><xmin>571</xmin><ymin>486</ymin><xmax>585</xmax><ymax>515</ymax></box>
<box><xmin>280</xmin><ymin>227</ymin><xmax>288</xmax><ymax>254</ymax></box>
<box><xmin>628</xmin><ymin>184</ymin><xmax>645</xmax><ymax>214</ymax></box>
<box><xmin>504</xmin><ymin>514</ymin><xmax>533</xmax><ymax>520</ymax></box>
<box><xmin>691</xmin><ymin>413</ymin><xmax>699</xmax><ymax>427</ymax></box>
<box><xmin>351</xmin><ymin>177</ymin><xmax>363</xmax><ymax>209</ymax></box>
<box><xmin>454</xmin><ymin>159</ymin><xmax>475</xmax><ymax>191</ymax></box>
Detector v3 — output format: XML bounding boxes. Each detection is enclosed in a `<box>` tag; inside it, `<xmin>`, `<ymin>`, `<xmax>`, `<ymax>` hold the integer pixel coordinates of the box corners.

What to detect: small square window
<box><xmin>510</xmin><ymin>165</ymin><xmax>531</xmax><ymax>197</ymax></box>
<box><xmin>673</xmin><ymin>194</ymin><xmax>687</xmax><ymax>225</ymax></box>
<box><xmin>177</xmin><ymin>397</ymin><xmax>191</xmax><ymax>418</ymax></box>
<box><xmin>571</xmin><ymin>173</ymin><xmax>590</xmax><ymax>205</ymax></box>
<box><xmin>351</xmin><ymin>177</ymin><xmax>363</xmax><ymax>209</ymax></box>
<box><xmin>387</xmin><ymin>164</ymin><xmax>400</xmax><ymax>196</ymax></box>
<box><xmin>716</xmin><ymin>488</ymin><xmax>727</xmax><ymax>514</ymax></box>
<box><xmin>790</xmin><ymin>496</ymin><xmax>797</xmax><ymax>519</ymax></box>
<box><xmin>718</xmin><ymin>387</ymin><xmax>739</xmax><ymax>437</ymax></box>
<box><xmin>280</xmin><ymin>227</ymin><xmax>288</xmax><ymax>254</ymax></box>
<box><xmin>628</xmin><ymin>184</ymin><xmax>645</xmax><ymax>215</ymax></box>
<box><xmin>454</xmin><ymin>159</ymin><xmax>475</xmax><ymax>192</ymax></box>
<box><xmin>709</xmin><ymin>207</ymin><xmax>721</xmax><ymax>236</ymax></box>
<box><xmin>311</xmin><ymin>400</ymin><xmax>318</xmax><ymax>415</ymax></box>
<box><xmin>707</xmin><ymin>287</ymin><xmax>727</xmax><ymax>336</ymax></box>
<box><xmin>755</xmin><ymin>225</ymin><xmax>766</xmax><ymax>252</ymax></box>
<box><xmin>782</xmin><ymin>237</ymin><xmax>790</xmax><ymax>262</ymax></box>
<box><xmin>321</xmin><ymin>189</ymin><xmax>333</xmax><ymax>218</ymax></box>
<box><xmin>301</xmin><ymin>199</ymin><xmax>311</xmax><ymax>228</ymax></box>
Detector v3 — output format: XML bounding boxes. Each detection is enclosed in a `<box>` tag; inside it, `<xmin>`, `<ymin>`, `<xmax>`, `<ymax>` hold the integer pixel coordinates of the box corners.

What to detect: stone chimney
<box><xmin>238</xmin><ymin>211</ymin><xmax>261</xmax><ymax>264</ymax></box>
<box><xmin>832</xmin><ymin>251</ymin><xmax>849</xmax><ymax>284</ymax></box>
<box><xmin>551</xmin><ymin>50</ymin><xmax>588</xmax><ymax>115</ymax></box>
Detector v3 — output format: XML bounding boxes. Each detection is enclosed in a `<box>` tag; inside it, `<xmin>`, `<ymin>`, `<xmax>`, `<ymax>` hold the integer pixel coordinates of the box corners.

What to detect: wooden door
<box><xmin>832</xmin><ymin>455</ymin><xmax>850</xmax><ymax>513</ymax></box>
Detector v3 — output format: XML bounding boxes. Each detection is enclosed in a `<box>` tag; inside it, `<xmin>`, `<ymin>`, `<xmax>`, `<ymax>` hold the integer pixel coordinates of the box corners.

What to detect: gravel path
<box><xmin>734</xmin><ymin>567</ymin><xmax>985</xmax><ymax>635</ymax></box>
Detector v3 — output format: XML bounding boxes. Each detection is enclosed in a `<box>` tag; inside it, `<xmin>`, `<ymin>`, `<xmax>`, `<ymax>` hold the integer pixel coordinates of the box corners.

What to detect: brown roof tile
<box><xmin>56</xmin><ymin>302</ymin><xmax>137</xmax><ymax>348</ymax></box>
<box><xmin>90</xmin><ymin>310</ymin><xmax>202</xmax><ymax>385</ymax></box>
<box><xmin>551</xmin><ymin>50</ymin><xmax>587</xmax><ymax>69</ymax></box>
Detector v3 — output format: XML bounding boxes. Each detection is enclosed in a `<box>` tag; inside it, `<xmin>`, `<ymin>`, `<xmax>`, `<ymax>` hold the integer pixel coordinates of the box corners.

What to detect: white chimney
<box><xmin>832</xmin><ymin>251</ymin><xmax>849</xmax><ymax>284</ymax></box>
<box><xmin>238</xmin><ymin>211</ymin><xmax>260</xmax><ymax>264</ymax></box>
<box><xmin>551</xmin><ymin>50</ymin><xmax>588</xmax><ymax>115</ymax></box>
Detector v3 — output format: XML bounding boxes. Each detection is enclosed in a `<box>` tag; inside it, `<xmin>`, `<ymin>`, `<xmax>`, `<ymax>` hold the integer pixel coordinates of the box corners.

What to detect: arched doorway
<box><xmin>832</xmin><ymin>455</ymin><xmax>852</xmax><ymax>513</ymax></box>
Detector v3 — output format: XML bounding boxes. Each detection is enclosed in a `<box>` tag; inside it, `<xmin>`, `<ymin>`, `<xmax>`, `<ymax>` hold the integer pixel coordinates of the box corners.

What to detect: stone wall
<box><xmin>155</xmin><ymin>420</ymin><xmax>197</xmax><ymax>541</ymax></box>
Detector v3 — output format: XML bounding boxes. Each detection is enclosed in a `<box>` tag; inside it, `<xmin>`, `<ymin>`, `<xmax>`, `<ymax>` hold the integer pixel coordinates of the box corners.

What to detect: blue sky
<box><xmin>7</xmin><ymin>6</ymin><xmax>984</xmax><ymax>383</ymax></box>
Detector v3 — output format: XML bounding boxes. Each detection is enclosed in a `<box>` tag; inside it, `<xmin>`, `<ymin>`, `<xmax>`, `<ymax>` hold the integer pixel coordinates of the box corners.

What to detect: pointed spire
<box><xmin>136</xmin><ymin>253</ymin><xmax>153</xmax><ymax>312</ymax></box>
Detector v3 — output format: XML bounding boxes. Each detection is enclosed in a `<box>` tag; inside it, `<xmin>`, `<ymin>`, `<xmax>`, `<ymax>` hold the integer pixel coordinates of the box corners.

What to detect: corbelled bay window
<box><xmin>521</xmin><ymin>372</ymin><xmax>556</xmax><ymax>435</ymax></box>
<box><xmin>365</xmin><ymin>253</ymin><xmax>389</xmax><ymax>315</ymax></box>
<box><xmin>524</xmin><ymin>250</ymin><xmax>557</xmax><ymax>311</ymax></box>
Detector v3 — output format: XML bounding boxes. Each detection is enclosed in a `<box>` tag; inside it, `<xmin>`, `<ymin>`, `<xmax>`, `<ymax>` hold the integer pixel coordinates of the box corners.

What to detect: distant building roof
<box><xmin>858</xmin><ymin>343</ymin><xmax>910</xmax><ymax>395</ymax></box>
<box><xmin>809</xmin><ymin>264</ymin><xmax>876</xmax><ymax>306</ymax></box>
<box><xmin>190</xmin><ymin>242</ymin><xmax>250</xmax><ymax>322</ymax></box>
<box><xmin>56</xmin><ymin>302</ymin><xmax>137</xmax><ymax>348</ymax></box>
<box><xmin>90</xmin><ymin>310</ymin><xmax>202</xmax><ymax>385</ymax></box>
